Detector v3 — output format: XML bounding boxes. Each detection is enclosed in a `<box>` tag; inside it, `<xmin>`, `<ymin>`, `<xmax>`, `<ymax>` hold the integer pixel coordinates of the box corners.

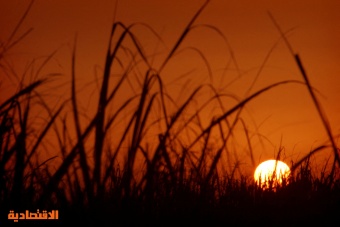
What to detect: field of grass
<box><xmin>1</xmin><ymin>1</ymin><xmax>340</xmax><ymax>226</ymax></box>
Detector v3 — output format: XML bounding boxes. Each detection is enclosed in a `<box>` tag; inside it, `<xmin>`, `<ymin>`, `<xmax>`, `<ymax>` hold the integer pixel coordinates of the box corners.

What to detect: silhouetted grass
<box><xmin>1</xmin><ymin>1</ymin><xmax>340</xmax><ymax>226</ymax></box>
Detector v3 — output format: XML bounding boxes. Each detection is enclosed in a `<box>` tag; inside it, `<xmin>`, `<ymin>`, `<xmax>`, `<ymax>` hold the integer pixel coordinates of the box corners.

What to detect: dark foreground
<box><xmin>2</xmin><ymin>178</ymin><xmax>340</xmax><ymax>227</ymax></box>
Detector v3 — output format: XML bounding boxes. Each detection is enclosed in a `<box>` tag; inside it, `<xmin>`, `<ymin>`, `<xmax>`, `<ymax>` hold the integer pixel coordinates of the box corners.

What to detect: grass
<box><xmin>1</xmin><ymin>0</ymin><xmax>340</xmax><ymax>226</ymax></box>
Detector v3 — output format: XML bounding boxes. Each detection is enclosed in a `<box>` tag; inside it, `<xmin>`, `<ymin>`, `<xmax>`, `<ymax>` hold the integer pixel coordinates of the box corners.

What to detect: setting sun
<box><xmin>254</xmin><ymin>160</ymin><xmax>291</xmax><ymax>189</ymax></box>
<box><xmin>1</xmin><ymin>0</ymin><xmax>339</xmax><ymax>225</ymax></box>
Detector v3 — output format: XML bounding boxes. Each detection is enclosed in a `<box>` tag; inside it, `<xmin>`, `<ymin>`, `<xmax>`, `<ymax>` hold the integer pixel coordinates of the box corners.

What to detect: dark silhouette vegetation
<box><xmin>1</xmin><ymin>1</ymin><xmax>339</xmax><ymax>226</ymax></box>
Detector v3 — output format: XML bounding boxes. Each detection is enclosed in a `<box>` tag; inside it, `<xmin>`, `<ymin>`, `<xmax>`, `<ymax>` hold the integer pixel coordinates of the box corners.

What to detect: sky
<box><xmin>1</xmin><ymin>0</ymin><xmax>339</xmax><ymax>173</ymax></box>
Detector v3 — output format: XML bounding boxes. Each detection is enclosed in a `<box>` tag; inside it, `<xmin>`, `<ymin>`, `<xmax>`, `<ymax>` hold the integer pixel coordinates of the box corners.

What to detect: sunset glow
<box><xmin>1</xmin><ymin>0</ymin><xmax>339</xmax><ymax>224</ymax></box>
<box><xmin>254</xmin><ymin>160</ymin><xmax>291</xmax><ymax>189</ymax></box>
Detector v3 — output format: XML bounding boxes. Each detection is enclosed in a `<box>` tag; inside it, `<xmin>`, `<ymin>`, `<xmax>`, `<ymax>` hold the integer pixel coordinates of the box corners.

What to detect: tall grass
<box><xmin>1</xmin><ymin>0</ymin><xmax>339</xmax><ymax>225</ymax></box>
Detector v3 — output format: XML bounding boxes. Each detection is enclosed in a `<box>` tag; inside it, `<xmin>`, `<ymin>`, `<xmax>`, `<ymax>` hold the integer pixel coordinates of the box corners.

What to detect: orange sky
<box><xmin>1</xmin><ymin>0</ymin><xmax>340</xmax><ymax>174</ymax></box>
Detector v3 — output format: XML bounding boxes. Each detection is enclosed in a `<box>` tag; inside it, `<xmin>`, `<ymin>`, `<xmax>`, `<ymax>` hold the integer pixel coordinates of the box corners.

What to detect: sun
<box><xmin>254</xmin><ymin>159</ymin><xmax>290</xmax><ymax>189</ymax></box>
